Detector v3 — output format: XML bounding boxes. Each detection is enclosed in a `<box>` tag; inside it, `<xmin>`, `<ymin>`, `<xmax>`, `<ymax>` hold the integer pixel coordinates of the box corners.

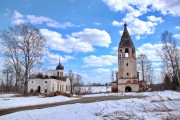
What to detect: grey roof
<box><xmin>29</xmin><ymin>74</ymin><xmax>68</xmax><ymax>81</ymax></box>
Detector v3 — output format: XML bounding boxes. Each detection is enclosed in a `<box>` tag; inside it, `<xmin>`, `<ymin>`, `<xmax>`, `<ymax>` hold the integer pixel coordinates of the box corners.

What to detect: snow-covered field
<box><xmin>79</xmin><ymin>86</ymin><xmax>111</xmax><ymax>93</ymax></box>
<box><xmin>0</xmin><ymin>94</ymin><xmax>77</xmax><ymax>109</ymax></box>
<box><xmin>0</xmin><ymin>90</ymin><xmax>180</xmax><ymax>120</ymax></box>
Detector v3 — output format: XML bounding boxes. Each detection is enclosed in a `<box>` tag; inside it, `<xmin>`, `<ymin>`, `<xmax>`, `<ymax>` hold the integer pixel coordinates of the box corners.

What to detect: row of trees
<box><xmin>159</xmin><ymin>31</ymin><xmax>180</xmax><ymax>90</ymax></box>
<box><xmin>137</xmin><ymin>53</ymin><xmax>153</xmax><ymax>84</ymax></box>
<box><xmin>68</xmin><ymin>70</ymin><xmax>83</xmax><ymax>95</ymax></box>
<box><xmin>0</xmin><ymin>23</ymin><xmax>46</xmax><ymax>95</ymax></box>
<box><xmin>136</xmin><ymin>31</ymin><xmax>180</xmax><ymax>90</ymax></box>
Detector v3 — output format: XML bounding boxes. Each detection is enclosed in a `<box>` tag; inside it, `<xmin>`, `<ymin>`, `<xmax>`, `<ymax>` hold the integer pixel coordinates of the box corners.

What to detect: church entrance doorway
<box><xmin>125</xmin><ymin>86</ymin><xmax>132</xmax><ymax>92</ymax></box>
<box><xmin>37</xmin><ymin>86</ymin><xmax>41</xmax><ymax>93</ymax></box>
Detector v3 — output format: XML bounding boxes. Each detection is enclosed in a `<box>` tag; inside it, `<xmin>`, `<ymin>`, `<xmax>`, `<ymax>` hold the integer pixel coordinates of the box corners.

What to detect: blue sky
<box><xmin>0</xmin><ymin>0</ymin><xmax>180</xmax><ymax>84</ymax></box>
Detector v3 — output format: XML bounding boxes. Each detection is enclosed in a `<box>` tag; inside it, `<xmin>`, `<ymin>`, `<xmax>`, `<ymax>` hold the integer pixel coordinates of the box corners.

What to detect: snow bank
<box><xmin>0</xmin><ymin>91</ymin><xmax>180</xmax><ymax>120</ymax></box>
<box><xmin>1</xmin><ymin>93</ymin><xmax>180</xmax><ymax>120</ymax></box>
<box><xmin>0</xmin><ymin>94</ymin><xmax>18</xmax><ymax>98</ymax></box>
<box><xmin>79</xmin><ymin>86</ymin><xmax>111</xmax><ymax>93</ymax></box>
<box><xmin>0</xmin><ymin>95</ymin><xmax>77</xmax><ymax>109</ymax></box>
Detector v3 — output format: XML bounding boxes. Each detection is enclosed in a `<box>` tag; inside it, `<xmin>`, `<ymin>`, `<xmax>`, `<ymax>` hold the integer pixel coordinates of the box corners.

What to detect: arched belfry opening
<box><xmin>37</xmin><ymin>86</ymin><xmax>41</xmax><ymax>93</ymax></box>
<box><xmin>125</xmin><ymin>86</ymin><xmax>132</xmax><ymax>92</ymax></box>
<box><xmin>125</xmin><ymin>48</ymin><xmax>129</xmax><ymax>57</ymax></box>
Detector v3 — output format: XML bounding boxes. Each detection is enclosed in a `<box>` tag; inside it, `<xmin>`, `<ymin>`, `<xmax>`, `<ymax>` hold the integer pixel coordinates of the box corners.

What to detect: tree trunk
<box><xmin>23</xmin><ymin>69</ymin><xmax>29</xmax><ymax>96</ymax></box>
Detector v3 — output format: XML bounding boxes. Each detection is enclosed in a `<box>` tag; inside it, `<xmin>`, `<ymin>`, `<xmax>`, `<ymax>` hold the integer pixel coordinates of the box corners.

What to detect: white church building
<box><xmin>28</xmin><ymin>61</ymin><xmax>71</xmax><ymax>94</ymax></box>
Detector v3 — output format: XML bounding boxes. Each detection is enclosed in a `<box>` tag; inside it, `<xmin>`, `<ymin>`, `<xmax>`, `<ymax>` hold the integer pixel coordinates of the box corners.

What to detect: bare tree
<box><xmin>0</xmin><ymin>23</ymin><xmax>46</xmax><ymax>95</ymax></box>
<box><xmin>111</xmin><ymin>71</ymin><xmax>114</xmax><ymax>82</ymax></box>
<box><xmin>137</xmin><ymin>53</ymin><xmax>153</xmax><ymax>83</ymax></box>
<box><xmin>74</xmin><ymin>74</ymin><xmax>83</xmax><ymax>95</ymax></box>
<box><xmin>157</xmin><ymin>31</ymin><xmax>180</xmax><ymax>90</ymax></box>
<box><xmin>68</xmin><ymin>70</ymin><xmax>74</xmax><ymax>95</ymax></box>
<box><xmin>2</xmin><ymin>64</ymin><xmax>13</xmax><ymax>92</ymax></box>
<box><xmin>164</xmin><ymin>74</ymin><xmax>172</xmax><ymax>90</ymax></box>
<box><xmin>0</xmin><ymin>29</ymin><xmax>23</xmax><ymax>92</ymax></box>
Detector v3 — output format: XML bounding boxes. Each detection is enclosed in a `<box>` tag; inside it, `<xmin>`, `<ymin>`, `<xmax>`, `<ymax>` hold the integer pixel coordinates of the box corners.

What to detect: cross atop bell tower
<box><xmin>124</xmin><ymin>22</ymin><xmax>127</xmax><ymax>28</ymax></box>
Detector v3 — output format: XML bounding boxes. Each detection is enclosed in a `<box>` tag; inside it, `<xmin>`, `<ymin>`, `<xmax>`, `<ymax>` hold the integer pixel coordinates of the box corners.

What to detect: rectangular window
<box><xmin>52</xmin><ymin>87</ymin><xmax>54</xmax><ymax>91</ymax></box>
<box><xmin>52</xmin><ymin>84</ymin><xmax>54</xmax><ymax>91</ymax></box>
<box><xmin>57</xmin><ymin>84</ymin><xmax>59</xmax><ymax>91</ymax></box>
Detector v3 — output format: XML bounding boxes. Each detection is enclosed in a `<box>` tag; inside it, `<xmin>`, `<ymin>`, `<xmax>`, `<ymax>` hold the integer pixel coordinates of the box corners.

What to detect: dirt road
<box><xmin>0</xmin><ymin>95</ymin><xmax>146</xmax><ymax>116</ymax></box>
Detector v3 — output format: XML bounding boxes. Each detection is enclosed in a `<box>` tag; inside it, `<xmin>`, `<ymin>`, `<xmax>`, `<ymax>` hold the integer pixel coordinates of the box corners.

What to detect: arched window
<box><xmin>125</xmin><ymin>48</ymin><xmax>129</xmax><ymax>57</ymax></box>
<box><xmin>57</xmin><ymin>71</ymin><xmax>59</xmax><ymax>77</ymax></box>
<box><xmin>60</xmin><ymin>72</ymin><xmax>63</xmax><ymax>77</ymax></box>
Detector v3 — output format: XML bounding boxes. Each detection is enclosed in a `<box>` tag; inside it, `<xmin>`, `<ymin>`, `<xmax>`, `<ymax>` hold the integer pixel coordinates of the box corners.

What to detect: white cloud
<box><xmin>26</xmin><ymin>15</ymin><xmax>51</xmax><ymax>24</ymax></box>
<box><xmin>103</xmin><ymin>0</ymin><xmax>180</xmax><ymax>16</ymax></box>
<box><xmin>45</xmin><ymin>51</ymin><xmax>74</xmax><ymax>64</ymax></box>
<box><xmin>175</xmin><ymin>26</ymin><xmax>180</xmax><ymax>30</ymax></box>
<box><xmin>102</xmin><ymin>0</ymin><xmax>175</xmax><ymax>40</ymax></box>
<box><xmin>152</xmin><ymin>0</ymin><xmax>180</xmax><ymax>16</ymax></box>
<box><xmin>11</xmin><ymin>11</ymin><xmax>24</xmax><ymax>24</ymax></box>
<box><xmin>102</xmin><ymin>0</ymin><xmax>150</xmax><ymax>13</ymax></box>
<box><xmin>93</xmin><ymin>68</ymin><xmax>111</xmax><ymax>73</ymax></box>
<box><xmin>135</xmin><ymin>35</ymin><xmax>141</xmax><ymax>40</ymax></box>
<box><xmin>147</xmin><ymin>16</ymin><xmax>164</xmax><ymax>23</ymax></box>
<box><xmin>174</xmin><ymin>34</ymin><xmax>180</xmax><ymax>39</ymax></box>
<box><xmin>11</xmin><ymin>11</ymin><xmax>74</xmax><ymax>29</ymax></box>
<box><xmin>46</xmin><ymin>21</ymin><xmax>74</xmax><ymax>29</ymax></box>
<box><xmin>120</xmin><ymin>18</ymin><xmax>160</xmax><ymax>35</ymax></box>
<box><xmin>12</xmin><ymin>10</ymin><xmax>23</xmax><ymax>19</ymax></box>
<box><xmin>72</xmin><ymin>28</ymin><xmax>111</xmax><ymax>47</ymax></box>
<box><xmin>152</xmin><ymin>62</ymin><xmax>162</xmax><ymax>67</ymax></box>
<box><xmin>40</xmin><ymin>28</ymin><xmax>111</xmax><ymax>53</ymax></box>
<box><xmin>112</xmin><ymin>21</ymin><xmax>123</xmax><ymax>27</ymax></box>
<box><xmin>94</xmin><ymin>22</ymin><xmax>101</xmax><ymax>26</ymax></box>
<box><xmin>117</xmin><ymin>15</ymin><xmax>163</xmax><ymax>40</ymax></box>
<box><xmin>83</xmin><ymin>55</ymin><xmax>117</xmax><ymax>67</ymax></box>
<box><xmin>111</xmin><ymin>47</ymin><xmax>118</xmax><ymax>54</ymax></box>
<box><xmin>136</xmin><ymin>43</ymin><xmax>163</xmax><ymax>62</ymax></box>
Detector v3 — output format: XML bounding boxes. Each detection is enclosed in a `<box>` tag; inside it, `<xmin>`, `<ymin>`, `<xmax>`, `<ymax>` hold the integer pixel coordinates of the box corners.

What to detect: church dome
<box><xmin>56</xmin><ymin>62</ymin><xmax>64</xmax><ymax>70</ymax></box>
